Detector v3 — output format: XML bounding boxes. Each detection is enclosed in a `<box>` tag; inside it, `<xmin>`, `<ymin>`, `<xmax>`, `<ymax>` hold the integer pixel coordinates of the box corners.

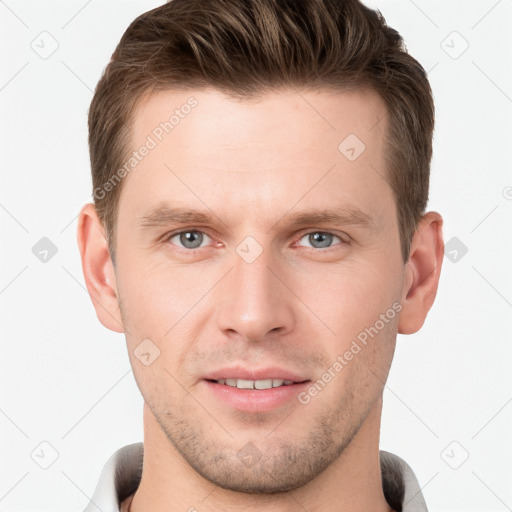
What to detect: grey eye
<box><xmin>299</xmin><ymin>232</ymin><xmax>341</xmax><ymax>249</ymax></box>
<box><xmin>171</xmin><ymin>230</ymin><xmax>208</xmax><ymax>249</ymax></box>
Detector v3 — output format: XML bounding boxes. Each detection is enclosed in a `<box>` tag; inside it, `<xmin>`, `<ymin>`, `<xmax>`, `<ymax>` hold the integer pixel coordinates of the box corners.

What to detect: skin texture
<box><xmin>78</xmin><ymin>87</ymin><xmax>444</xmax><ymax>512</ymax></box>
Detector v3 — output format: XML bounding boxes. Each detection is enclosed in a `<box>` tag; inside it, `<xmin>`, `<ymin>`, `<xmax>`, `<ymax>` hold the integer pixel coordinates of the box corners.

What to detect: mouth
<box><xmin>202</xmin><ymin>369</ymin><xmax>311</xmax><ymax>413</ymax></box>
<box><xmin>206</xmin><ymin>378</ymin><xmax>301</xmax><ymax>389</ymax></box>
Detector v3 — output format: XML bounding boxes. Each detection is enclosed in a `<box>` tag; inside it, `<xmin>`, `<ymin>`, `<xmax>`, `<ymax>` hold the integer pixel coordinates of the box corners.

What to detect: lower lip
<box><xmin>203</xmin><ymin>380</ymin><xmax>310</xmax><ymax>413</ymax></box>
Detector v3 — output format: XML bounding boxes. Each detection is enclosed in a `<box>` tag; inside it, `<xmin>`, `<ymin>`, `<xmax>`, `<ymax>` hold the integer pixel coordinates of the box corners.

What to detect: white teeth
<box><xmin>255</xmin><ymin>379</ymin><xmax>273</xmax><ymax>390</ymax></box>
<box><xmin>215</xmin><ymin>378</ymin><xmax>295</xmax><ymax>389</ymax></box>
<box><xmin>237</xmin><ymin>379</ymin><xmax>254</xmax><ymax>389</ymax></box>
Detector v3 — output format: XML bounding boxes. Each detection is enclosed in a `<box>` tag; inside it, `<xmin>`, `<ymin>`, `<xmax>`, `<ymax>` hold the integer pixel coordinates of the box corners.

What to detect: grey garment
<box><xmin>82</xmin><ymin>443</ymin><xmax>428</xmax><ymax>512</ymax></box>
<box><xmin>380</xmin><ymin>450</ymin><xmax>429</xmax><ymax>511</ymax></box>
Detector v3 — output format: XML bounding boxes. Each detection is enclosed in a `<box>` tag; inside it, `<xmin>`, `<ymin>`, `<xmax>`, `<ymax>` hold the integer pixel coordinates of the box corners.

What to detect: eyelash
<box><xmin>163</xmin><ymin>228</ymin><xmax>350</xmax><ymax>256</ymax></box>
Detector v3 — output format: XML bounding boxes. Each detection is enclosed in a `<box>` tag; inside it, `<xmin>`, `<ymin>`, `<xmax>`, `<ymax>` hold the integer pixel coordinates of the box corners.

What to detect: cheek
<box><xmin>117</xmin><ymin>260</ymin><xmax>206</xmax><ymax>333</ymax></box>
<box><xmin>325</xmin><ymin>312</ymin><xmax>398</xmax><ymax>408</ymax></box>
<box><xmin>129</xmin><ymin>354</ymin><xmax>188</xmax><ymax>411</ymax></box>
<box><xmin>296</xmin><ymin>261</ymin><xmax>401</xmax><ymax>397</ymax></box>
<box><xmin>297</xmin><ymin>260</ymin><xmax>403</xmax><ymax>338</ymax></box>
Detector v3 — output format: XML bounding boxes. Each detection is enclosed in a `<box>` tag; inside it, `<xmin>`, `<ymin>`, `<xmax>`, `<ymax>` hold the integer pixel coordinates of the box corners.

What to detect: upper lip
<box><xmin>203</xmin><ymin>366</ymin><xmax>309</xmax><ymax>383</ymax></box>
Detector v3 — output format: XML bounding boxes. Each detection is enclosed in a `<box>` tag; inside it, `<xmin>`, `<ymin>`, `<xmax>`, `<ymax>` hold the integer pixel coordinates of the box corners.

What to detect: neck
<box><xmin>129</xmin><ymin>399</ymin><xmax>392</xmax><ymax>512</ymax></box>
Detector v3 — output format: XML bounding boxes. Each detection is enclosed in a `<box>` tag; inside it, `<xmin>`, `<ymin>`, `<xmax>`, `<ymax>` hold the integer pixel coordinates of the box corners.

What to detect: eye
<box><xmin>168</xmin><ymin>230</ymin><xmax>212</xmax><ymax>249</ymax></box>
<box><xmin>297</xmin><ymin>231</ymin><xmax>346</xmax><ymax>249</ymax></box>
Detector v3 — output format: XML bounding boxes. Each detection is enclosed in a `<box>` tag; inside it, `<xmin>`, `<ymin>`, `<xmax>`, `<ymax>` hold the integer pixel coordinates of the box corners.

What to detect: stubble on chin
<box><xmin>146</xmin><ymin>386</ymin><xmax>372</xmax><ymax>494</ymax></box>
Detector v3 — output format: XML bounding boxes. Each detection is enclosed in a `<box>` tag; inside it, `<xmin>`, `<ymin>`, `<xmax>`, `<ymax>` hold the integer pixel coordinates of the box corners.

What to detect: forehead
<box><xmin>131</xmin><ymin>86</ymin><xmax>387</xmax><ymax>158</ymax></box>
<box><xmin>119</xmin><ymin>87</ymin><xmax>392</xmax><ymax>229</ymax></box>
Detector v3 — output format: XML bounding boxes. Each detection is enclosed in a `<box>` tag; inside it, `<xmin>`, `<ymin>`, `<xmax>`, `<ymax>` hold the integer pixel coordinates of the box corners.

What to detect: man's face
<box><xmin>114</xmin><ymin>88</ymin><xmax>407</xmax><ymax>492</ymax></box>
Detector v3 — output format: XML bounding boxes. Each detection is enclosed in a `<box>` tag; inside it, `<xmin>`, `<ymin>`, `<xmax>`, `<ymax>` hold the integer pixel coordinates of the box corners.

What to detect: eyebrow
<box><xmin>137</xmin><ymin>207</ymin><xmax>223</xmax><ymax>227</ymax></box>
<box><xmin>277</xmin><ymin>207</ymin><xmax>376</xmax><ymax>231</ymax></box>
<box><xmin>137</xmin><ymin>205</ymin><xmax>377</xmax><ymax>231</ymax></box>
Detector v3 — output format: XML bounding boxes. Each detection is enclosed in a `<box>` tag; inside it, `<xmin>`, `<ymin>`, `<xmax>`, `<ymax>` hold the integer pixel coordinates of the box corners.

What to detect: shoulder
<box><xmin>380</xmin><ymin>450</ymin><xmax>428</xmax><ymax>512</ymax></box>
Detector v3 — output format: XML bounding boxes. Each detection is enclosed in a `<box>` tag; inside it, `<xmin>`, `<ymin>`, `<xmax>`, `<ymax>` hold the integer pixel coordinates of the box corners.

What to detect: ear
<box><xmin>77</xmin><ymin>203</ymin><xmax>124</xmax><ymax>333</ymax></box>
<box><xmin>398</xmin><ymin>211</ymin><xmax>444</xmax><ymax>334</ymax></box>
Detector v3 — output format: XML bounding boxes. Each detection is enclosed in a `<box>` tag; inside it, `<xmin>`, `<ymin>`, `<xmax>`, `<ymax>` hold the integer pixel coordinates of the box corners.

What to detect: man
<box><xmin>78</xmin><ymin>0</ymin><xmax>444</xmax><ymax>510</ymax></box>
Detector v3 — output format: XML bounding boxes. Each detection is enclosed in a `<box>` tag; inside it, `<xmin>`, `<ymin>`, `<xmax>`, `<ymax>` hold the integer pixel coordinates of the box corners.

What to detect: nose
<box><xmin>215</xmin><ymin>244</ymin><xmax>296</xmax><ymax>343</ymax></box>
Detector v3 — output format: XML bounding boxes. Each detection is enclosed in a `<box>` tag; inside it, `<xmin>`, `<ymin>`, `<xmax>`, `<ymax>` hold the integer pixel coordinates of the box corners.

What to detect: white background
<box><xmin>1</xmin><ymin>1</ymin><xmax>511</xmax><ymax>510</ymax></box>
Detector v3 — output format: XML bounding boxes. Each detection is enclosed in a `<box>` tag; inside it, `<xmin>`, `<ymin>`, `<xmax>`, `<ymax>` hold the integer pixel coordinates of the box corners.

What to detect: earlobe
<box><xmin>77</xmin><ymin>203</ymin><xmax>124</xmax><ymax>333</ymax></box>
<box><xmin>398</xmin><ymin>212</ymin><xmax>444</xmax><ymax>335</ymax></box>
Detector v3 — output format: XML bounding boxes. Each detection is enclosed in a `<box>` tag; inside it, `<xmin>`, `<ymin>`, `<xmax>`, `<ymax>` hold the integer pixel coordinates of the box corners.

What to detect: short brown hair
<box><xmin>88</xmin><ymin>0</ymin><xmax>434</xmax><ymax>263</ymax></box>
